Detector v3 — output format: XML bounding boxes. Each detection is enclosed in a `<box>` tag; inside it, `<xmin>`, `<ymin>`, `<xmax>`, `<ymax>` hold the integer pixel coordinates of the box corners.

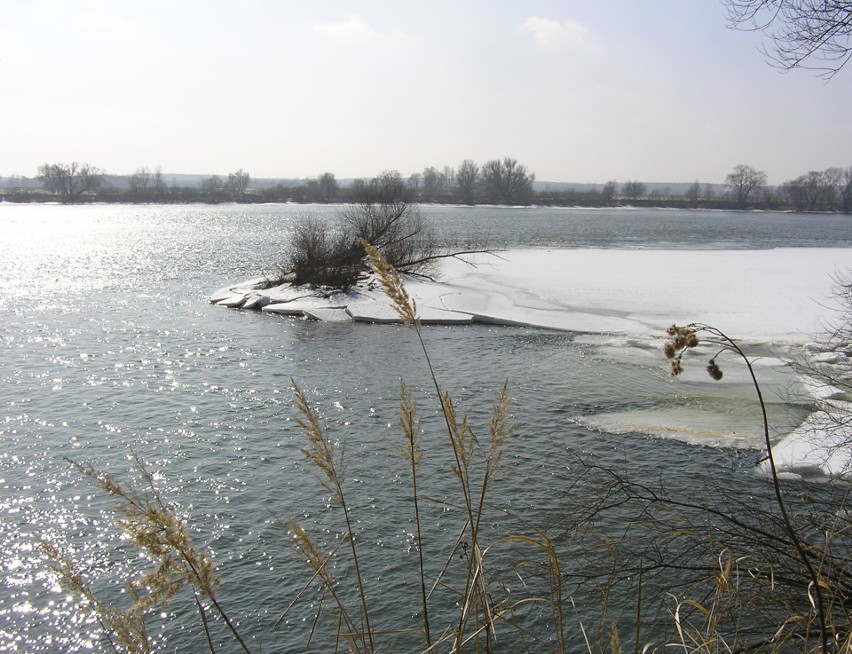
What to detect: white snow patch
<box><xmin>421</xmin><ymin>248</ymin><xmax>852</xmax><ymax>342</ymax></box>
<box><xmin>760</xmin><ymin>409</ymin><xmax>852</xmax><ymax>480</ymax></box>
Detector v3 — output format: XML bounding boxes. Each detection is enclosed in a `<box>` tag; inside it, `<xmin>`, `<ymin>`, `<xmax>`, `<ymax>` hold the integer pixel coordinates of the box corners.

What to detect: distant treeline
<box><xmin>2</xmin><ymin>160</ymin><xmax>851</xmax><ymax>212</ymax></box>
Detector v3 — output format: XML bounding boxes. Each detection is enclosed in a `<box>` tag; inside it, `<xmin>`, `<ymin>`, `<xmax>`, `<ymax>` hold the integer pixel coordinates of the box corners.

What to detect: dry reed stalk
<box><xmin>292</xmin><ymin>381</ymin><xmax>375</xmax><ymax>653</ymax></box>
<box><xmin>363</xmin><ymin>239</ymin><xmax>503</xmax><ymax>650</ymax></box>
<box><xmin>502</xmin><ymin>530</ymin><xmax>568</xmax><ymax>652</ymax></box>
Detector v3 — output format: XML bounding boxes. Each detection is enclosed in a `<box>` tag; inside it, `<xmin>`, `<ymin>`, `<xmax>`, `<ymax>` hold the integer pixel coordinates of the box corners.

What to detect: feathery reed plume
<box><xmin>38</xmin><ymin>538</ymin><xmax>154</xmax><ymax>653</ymax></box>
<box><xmin>609</xmin><ymin>623</ymin><xmax>623</xmax><ymax>654</ymax></box>
<box><xmin>293</xmin><ymin>382</ymin><xmax>346</xmax><ymax>504</ymax></box>
<box><xmin>291</xmin><ymin>381</ymin><xmax>375</xmax><ymax>653</ymax></box>
<box><xmin>361</xmin><ymin>238</ymin><xmax>419</xmax><ymax>328</ymax></box>
<box><xmin>43</xmin><ymin>457</ymin><xmax>251</xmax><ymax>654</ymax></box>
<box><xmin>285</xmin><ymin>519</ymin><xmax>369</xmax><ymax>651</ymax></box>
<box><xmin>482</xmin><ymin>382</ymin><xmax>514</xmax><ymax>496</ymax></box>
<box><xmin>290</xmin><ymin>520</ymin><xmax>333</xmax><ymax>586</ymax></box>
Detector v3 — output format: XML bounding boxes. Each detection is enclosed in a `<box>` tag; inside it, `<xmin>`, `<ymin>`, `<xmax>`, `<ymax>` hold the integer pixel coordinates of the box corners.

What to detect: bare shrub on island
<box><xmin>277</xmin><ymin>170</ymin><xmax>484</xmax><ymax>291</ymax></box>
<box><xmin>343</xmin><ymin>172</ymin><xmax>439</xmax><ymax>274</ymax></box>
<box><xmin>286</xmin><ymin>216</ymin><xmax>363</xmax><ymax>289</ymax></box>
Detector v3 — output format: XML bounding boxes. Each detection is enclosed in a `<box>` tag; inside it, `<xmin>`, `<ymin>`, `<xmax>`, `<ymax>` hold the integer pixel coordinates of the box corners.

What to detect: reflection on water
<box><xmin>0</xmin><ymin>204</ymin><xmax>833</xmax><ymax>651</ymax></box>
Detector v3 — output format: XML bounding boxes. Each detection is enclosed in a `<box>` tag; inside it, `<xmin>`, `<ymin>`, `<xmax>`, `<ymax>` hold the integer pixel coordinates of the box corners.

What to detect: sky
<box><xmin>2</xmin><ymin>0</ymin><xmax>851</xmax><ymax>185</ymax></box>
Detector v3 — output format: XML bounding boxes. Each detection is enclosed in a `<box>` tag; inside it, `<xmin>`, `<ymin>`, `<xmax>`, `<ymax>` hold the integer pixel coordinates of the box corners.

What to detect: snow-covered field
<box><xmin>212</xmin><ymin>247</ymin><xmax>852</xmax><ymax>479</ymax></box>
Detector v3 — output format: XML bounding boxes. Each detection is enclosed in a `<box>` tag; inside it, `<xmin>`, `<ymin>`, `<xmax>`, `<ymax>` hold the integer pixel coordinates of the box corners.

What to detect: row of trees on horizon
<box><xmin>2</xmin><ymin>159</ymin><xmax>852</xmax><ymax>212</ymax></box>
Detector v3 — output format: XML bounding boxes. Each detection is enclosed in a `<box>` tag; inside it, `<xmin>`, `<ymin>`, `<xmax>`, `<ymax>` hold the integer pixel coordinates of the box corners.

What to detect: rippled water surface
<box><xmin>0</xmin><ymin>203</ymin><xmax>847</xmax><ymax>652</ymax></box>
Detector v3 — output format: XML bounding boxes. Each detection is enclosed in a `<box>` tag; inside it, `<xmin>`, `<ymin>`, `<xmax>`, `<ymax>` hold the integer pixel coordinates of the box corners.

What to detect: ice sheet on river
<box><xmin>212</xmin><ymin>248</ymin><xmax>852</xmax><ymax>340</ymax></box>
<box><xmin>421</xmin><ymin>248</ymin><xmax>852</xmax><ymax>342</ymax></box>
<box><xmin>212</xmin><ymin>247</ymin><xmax>852</xmax><ymax>478</ymax></box>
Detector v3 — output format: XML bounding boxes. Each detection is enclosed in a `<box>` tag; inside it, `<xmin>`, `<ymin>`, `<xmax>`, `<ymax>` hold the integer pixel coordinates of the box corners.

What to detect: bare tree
<box><xmin>300</xmin><ymin>173</ymin><xmax>339</xmax><ymax>203</ymax></box>
<box><xmin>343</xmin><ymin>170</ymin><xmax>438</xmax><ymax>273</ymax></box>
<box><xmin>621</xmin><ymin>180</ymin><xmax>647</xmax><ymax>202</ymax></box>
<box><xmin>420</xmin><ymin>166</ymin><xmax>454</xmax><ymax>203</ymax></box>
<box><xmin>441</xmin><ymin>165</ymin><xmax>455</xmax><ymax>195</ymax></box>
<box><xmin>725</xmin><ymin>163</ymin><xmax>768</xmax><ymax>207</ymax></box>
<box><xmin>843</xmin><ymin>166</ymin><xmax>852</xmax><ymax>212</ymax></box>
<box><xmin>200</xmin><ymin>175</ymin><xmax>224</xmax><ymax>203</ymax></box>
<box><xmin>802</xmin><ymin>170</ymin><xmax>825</xmax><ymax>209</ymax></box>
<box><xmin>421</xmin><ymin>166</ymin><xmax>443</xmax><ymax>203</ymax></box>
<box><xmin>406</xmin><ymin>172</ymin><xmax>421</xmax><ymax>196</ymax></box>
<box><xmin>601</xmin><ymin>180</ymin><xmax>619</xmax><ymax>205</ymax></box>
<box><xmin>821</xmin><ymin>166</ymin><xmax>844</xmax><ymax>209</ymax></box>
<box><xmin>152</xmin><ymin>166</ymin><xmax>166</xmax><ymax>200</ymax></box>
<box><xmin>786</xmin><ymin>167</ymin><xmax>845</xmax><ymax>211</ymax></box>
<box><xmin>455</xmin><ymin>159</ymin><xmax>480</xmax><ymax>204</ymax></box>
<box><xmin>128</xmin><ymin>167</ymin><xmax>152</xmax><ymax>200</ymax></box>
<box><xmin>124</xmin><ymin>166</ymin><xmax>168</xmax><ymax>202</ymax></box>
<box><xmin>480</xmin><ymin>157</ymin><xmax>535</xmax><ymax>205</ymax></box>
<box><xmin>37</xmin><ymin>162</ymin><xmax>104</xmax><ymax>202</ymax></box>
<box><xmin>317</xmin><ymin>172</ymin><xmax>338</xmax><ymax>202</ymax></box>
<box><xmin>225</xmin><ymin>169</ymin><xmax>251</xmax><ymax>199</ymax></box>
<box><xmin>684</xmin><ymin>180</ymin><xmax>702</xmax><ymax>207</ymax></box>
<box><xmin>782</xmin><ymin>176</ymin><xmax>810</xmax><ymax>210</ymax></box>
<box><xmin>725</xmin><ymin>0</ymin><xmax>852</xmax><ymax>78</ymax></box>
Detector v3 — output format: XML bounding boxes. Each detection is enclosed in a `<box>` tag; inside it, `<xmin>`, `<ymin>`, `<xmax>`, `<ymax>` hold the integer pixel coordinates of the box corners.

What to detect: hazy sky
<box><xmin>2</xmin><ymin>0</ymin><xmax>850</xmax><ymax>185</ymax></box>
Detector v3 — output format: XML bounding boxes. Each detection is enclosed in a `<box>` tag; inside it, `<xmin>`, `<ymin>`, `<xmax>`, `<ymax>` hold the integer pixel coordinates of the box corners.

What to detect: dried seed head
<box><xmin>707</xmin><ymin>359</ymin><xmax>723</xmax><ymax>381</ymax></box>
<box><xmin>360</xmin><ymin>239</ymin><xmax>419</xmax><ymax>328</ymax></box>
<box><xmin>670</xmin><ymin>356</ymin><xmax>683</xmax><ymax>376</ymax></box>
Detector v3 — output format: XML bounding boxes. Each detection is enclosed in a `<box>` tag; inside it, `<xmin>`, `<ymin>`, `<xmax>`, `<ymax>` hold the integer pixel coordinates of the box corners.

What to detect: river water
<box><xmin>0</xmin><ymin>203</ymin><xmax>849</xmax><ymax>652</ymax></box>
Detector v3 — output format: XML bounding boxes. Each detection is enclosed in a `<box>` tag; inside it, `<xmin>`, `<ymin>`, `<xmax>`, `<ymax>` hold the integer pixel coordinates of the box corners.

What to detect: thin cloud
<box><xmin>522</xmin><ymin>17</ymin><xmax>599</xmax><ymax>54</ymax></box>
<box><xmin>313</xmin><ymin>15</ymin><xmax>407</xmax><ymax>46</ymax></box>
